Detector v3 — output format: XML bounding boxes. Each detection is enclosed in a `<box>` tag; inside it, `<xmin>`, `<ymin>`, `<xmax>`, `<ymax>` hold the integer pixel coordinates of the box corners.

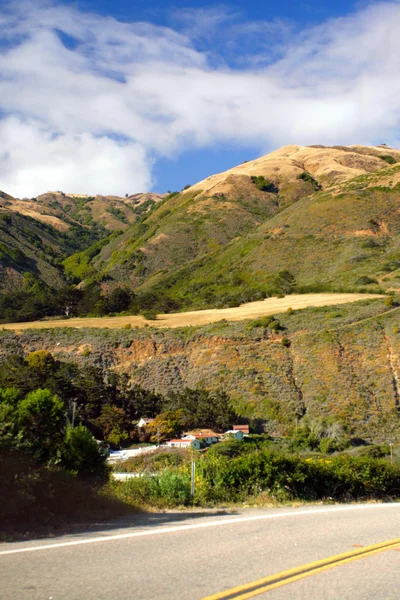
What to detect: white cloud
<box><xmin>1</xmin><ymin>1</ymin><xmax>400</xmax><ymax>196</ymax></box>
<box><xmin>0</xmin><ymin>118</ymin><xmax>151</xmax><ymax>197</ymax></box>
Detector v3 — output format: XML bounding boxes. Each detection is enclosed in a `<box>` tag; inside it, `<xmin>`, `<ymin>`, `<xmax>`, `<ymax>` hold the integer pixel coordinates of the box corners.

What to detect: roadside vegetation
<box><xmin>112</xmin><ymin>439</ymin><xmax>400</xmax><ymax>509</ymax></box>
<box><xmin>1</xmin><ymin>347</ymin><xmax>400</xmax><ymax>538</ymax></box>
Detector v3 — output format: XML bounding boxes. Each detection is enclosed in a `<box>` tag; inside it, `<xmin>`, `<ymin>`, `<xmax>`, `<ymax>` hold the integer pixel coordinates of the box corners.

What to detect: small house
<box><xmin>183</xmin><ymin>429</ymin><xmax>220</xmax><ymax>446</ymax></box>
<box><xmin>166</xmin><ymin>438</ymin><xmax>202</xmax><ymax>450</ymax></box>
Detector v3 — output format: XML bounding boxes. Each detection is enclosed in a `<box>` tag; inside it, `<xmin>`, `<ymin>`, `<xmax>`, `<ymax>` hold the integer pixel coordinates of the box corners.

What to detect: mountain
<box><xmin>1</xmin><ymin>190</ymin><xmax>166</xmax><ymax>232</ymax></box>
<box><xmin>2</xmin><ymin>143</ymin><xmax>400</xmax><ymax>306</ymax></box>
<box><xmin>0</xmin><ymin>190</ymin><xmax>165</xmax><ymax>292</ymax></box>
<box><xmin>86</xmin><ymin>144</ymin><xmax>400</xmax><ymax>309</ymax></box>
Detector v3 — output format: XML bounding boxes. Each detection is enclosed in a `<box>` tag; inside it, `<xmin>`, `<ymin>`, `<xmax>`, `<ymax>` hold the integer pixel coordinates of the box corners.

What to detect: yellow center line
<box><xmin>203</xmin><ymin>537</ymin><xmax>400</xmax><ymax>600</ymax></box>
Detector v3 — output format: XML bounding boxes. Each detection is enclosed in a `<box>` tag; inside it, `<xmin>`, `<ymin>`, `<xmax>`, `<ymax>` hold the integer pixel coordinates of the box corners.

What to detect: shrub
<box><xmin>142</xmin><ymin>310</ymin><xmax>158</xmax><ymax>320</ymax></box>
<box><xmin>250</xmin><ymin>175</ymin><xmax>275</xmax><ymax>192</ymax></box>
<box><xmin>356</xmin><ymin>276</ymin><xmax>378</xmax><ymax>285</ymax></box>
<box><xmin>297</xmin><ymin>171</ymin><xmax>321</xmax><ymax>189</ymax></box>
<box><xmin>385</xmin><ymin>296</ymin><xmax>394</xmax><ymax>307</ymax></box>
<box><xmin>249</xmin><ymin>315</ymin><xmax>274</xmax><ymax>328</ymax></box>
<box><xmin>380</xmin><ymin>155</ymin><xmax>397</xmax><ymax>165</ymax></box>
<box><xmin>117</xmin><ymin>468</ymin><xmax>191</xmax><ymax>507</ymax></box>
<box><xmin>207</xmin><ymin>439</ymin><xmax>246</xmax><ymax>458</ymax></box>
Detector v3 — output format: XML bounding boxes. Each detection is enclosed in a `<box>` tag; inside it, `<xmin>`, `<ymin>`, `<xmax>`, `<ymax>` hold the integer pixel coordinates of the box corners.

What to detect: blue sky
<box><xmin>77</xmin><ymin>0</ymin><xmax>359</xmax><ymax>27</ymax></box>
<box><xmin>1</xmin><ymin>0</ymin><xmax>400</xmax><ymax>196</ymax></box>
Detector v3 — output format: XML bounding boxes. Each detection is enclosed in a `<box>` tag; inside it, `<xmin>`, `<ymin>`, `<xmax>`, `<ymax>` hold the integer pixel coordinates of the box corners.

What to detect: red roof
<box><xmin>233</xmin><ymin>425</ymin><xmax>249</xmax><ymax>433</ymax></box>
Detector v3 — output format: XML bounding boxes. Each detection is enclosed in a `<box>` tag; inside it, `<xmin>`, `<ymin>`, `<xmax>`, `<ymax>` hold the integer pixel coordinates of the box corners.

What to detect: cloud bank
<box><xmin>1</xmin><ymin>1</ymin><xmax>400</xmax><ymax>196</ymax></box>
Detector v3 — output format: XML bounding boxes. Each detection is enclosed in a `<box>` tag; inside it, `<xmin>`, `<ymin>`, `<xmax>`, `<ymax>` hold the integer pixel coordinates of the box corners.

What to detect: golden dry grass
<box><xmin>1</xmin><ymin>293</ymin><xmax>382</xmax><ymax>331</ymax></box>
<box><xmin>188</xmin><ymin>144</ymin><xmax>400</xmax><ymax>196</ymax></box>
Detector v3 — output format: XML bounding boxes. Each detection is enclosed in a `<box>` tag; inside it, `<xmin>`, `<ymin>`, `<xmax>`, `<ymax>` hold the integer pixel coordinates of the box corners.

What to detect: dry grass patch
<box><xmin>1</xmin><ymin>293</ymin><xmax>382</xmax><ymax>331</ymax></box>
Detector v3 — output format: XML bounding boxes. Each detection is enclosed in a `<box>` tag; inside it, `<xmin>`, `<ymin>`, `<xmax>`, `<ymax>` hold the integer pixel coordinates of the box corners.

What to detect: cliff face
<box><xmin>2</xmin><ymin>298</ymin><xmax>400</xmax><ymax>437</ymax></box>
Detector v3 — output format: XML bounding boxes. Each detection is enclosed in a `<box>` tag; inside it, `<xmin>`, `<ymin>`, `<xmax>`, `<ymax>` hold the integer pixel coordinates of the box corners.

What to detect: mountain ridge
<box><xmin>2</xmin><ymin>143</ymin><xmax>400</xmax><ymax>308</ymax></box>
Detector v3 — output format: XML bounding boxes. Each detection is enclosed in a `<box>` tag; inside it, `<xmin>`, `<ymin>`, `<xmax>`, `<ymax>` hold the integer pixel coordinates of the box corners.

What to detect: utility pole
<box><xmin>389</xmin><ymin>441</ymin><xmax>393</xmax><ymax>465</ymax></box>
<box><xmin>191</xmin><ymin>461</ymin><xmax>196</xmax><ymax>497</ymax></box>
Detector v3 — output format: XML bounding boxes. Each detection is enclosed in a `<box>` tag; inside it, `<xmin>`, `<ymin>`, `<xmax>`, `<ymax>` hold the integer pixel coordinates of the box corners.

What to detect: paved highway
<box><xmin>1</xmin><ymin>504</ymin><xmax>400</xmax><ymax>599</ymax></box>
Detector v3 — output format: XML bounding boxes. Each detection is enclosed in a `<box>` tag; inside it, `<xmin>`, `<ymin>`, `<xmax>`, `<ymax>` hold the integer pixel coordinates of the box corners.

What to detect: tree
<box><xmin>164</xmin><ymin>388</ymin><xmax>237</xmax><ymax>431</ymax></box>
<box><xmin>0</xmin><ymin>388</ymin><xmax>22</xmax><ymax>448</ymax></box>
<box><xmin>146</xmin><ymin>410</ymin><xmax>186</xmax><ymax>443</ymax></box>
<box><xmin>95</xmin><ymin>405</ymin><xmax>130</xmax><ymax>446</ymax></box>
<box><xmin>61</xmin><ymin>424</ymin><xmax>107</xmax><ymax>476</ymax></box>
<box><xmin>106</xmin><ymin>287</ymin><xmax>133</xmax><ymax>313</ymax></box>
<box><xmin>272</xmin><ymin>270</ymin><xmax>296</xmax><ymax>295</ymax></box>
<box><xmin>17</xmin><ymin>389</ymin><xmax>65</xmax><ymax>462</ymax></box>
<box><xmin>122</xmin><ymin>383</ymin><xmax>162</xmax><ymax>420</ymax></box>
<box><xmin>55</xmin><ymin>286</ymin><xmax>83</xmax><ymax>317</ymax></box>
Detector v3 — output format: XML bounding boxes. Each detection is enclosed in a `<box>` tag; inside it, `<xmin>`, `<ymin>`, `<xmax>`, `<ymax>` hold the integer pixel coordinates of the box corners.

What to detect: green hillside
<box><xmin>145</xmin><ymin>180</ymin><xmax>400</xmax><ymax>309</ymax></box>
<box><xmin>75</xmin><ymin>146</ymin><xmax>400</xmax><ymax>312</ymax></box>
<box><xmin>0</xmin><ymin>211</ymin><xmax>107</xmax><ymax>292</ymax></box>
<box><xmin>3</xmin><ymin>144</ymin><xmax>400</xmax><ymax>317</ymax></box>
<box><xmin>92</xmin><ymin>174</ymin><xmax>316</xmax><ymax>290</ymax></box>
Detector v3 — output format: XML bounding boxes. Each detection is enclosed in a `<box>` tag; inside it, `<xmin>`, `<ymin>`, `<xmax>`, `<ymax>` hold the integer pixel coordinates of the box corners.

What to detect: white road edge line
<box><xmin>1</xmin><ymin>503</ymin><xmax>399</xmax><ymax>556</ymax></box>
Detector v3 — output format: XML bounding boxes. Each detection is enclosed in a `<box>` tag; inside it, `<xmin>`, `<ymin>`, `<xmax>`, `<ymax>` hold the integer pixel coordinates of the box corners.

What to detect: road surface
<box><xmin>1</xmin><ymin>504</ymin><xmax>400</xmax><ymax>599</ymax></box>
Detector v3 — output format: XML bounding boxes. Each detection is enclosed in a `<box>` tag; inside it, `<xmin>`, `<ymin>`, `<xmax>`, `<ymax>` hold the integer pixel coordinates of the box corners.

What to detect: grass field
<box><xmin>1</xmin><ymin>293</ymin><xmax>383</xmax><ymax>331</ymax></box>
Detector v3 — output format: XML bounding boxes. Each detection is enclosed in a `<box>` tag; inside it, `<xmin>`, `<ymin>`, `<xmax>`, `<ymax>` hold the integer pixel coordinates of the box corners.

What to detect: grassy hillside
<box><xmin>76</xmin><ymin>144</ymin><xmax>400</xmax><ymax>310</ymax></box>
<box><xmin>2</xmin><ymin>296</ymin><xmax>400</xmax><ymax>438</ymax></box>
<box><xmin>0</xmin><ymin>189</ymin><xmax>164</xmax><ymax>292</ymax></box>
<box><xmin>35</xmin><ymin>191</ymin><xmax>165</xmax><ymax>231</ymax></box>
<box><xmin>0</xmin><ymin>211</ymin><xmax>105</xmax><ymax>292</ymax></box>
<box><xmin>92</xmin><ymin>174</ymin><xmax>317</xmax><ymax>288</ymax></box>
<box><xmin>3</xmin><ymin>143</ymin><xmax>400</xmax><ymax>310</ymax></box>
<box><xmin>147</xmin><ymin>181</ymin><xmax>400</xmax><ymax>308</ymax></box>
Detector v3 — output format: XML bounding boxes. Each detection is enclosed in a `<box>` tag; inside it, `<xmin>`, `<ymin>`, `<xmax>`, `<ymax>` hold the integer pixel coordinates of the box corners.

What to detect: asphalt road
<box><xmin>1</xmin><ymin>504</ymin><xmax>400</xmax><ymax>600</ymax></box>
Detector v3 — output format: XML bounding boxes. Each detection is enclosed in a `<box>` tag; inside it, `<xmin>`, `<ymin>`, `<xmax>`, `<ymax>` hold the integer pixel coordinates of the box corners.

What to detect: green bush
<box><xmin>380</xmin><ymin>155</ymin><xmax>397</xmax><ymax>165</ymax></box>
<box><xmin>385</xmin><ymin>296</ymin><xmax>394</xmax><ymax>307</ymax></box>
<box><xmin>356</xmin><ymin>276</ymin><xmax>378</xmax><ymax>285</ymax></box>
<box><xmin>142</xmin><ymin>310</ymin><xmax>158</xmax><ymax>320</ymax></box>
<box><xmin>297</xmin><ymin>171</ymin><xmax>321</xmax><ymax>189</ymax></box>
<box><xmin>117</xmin><ymin>467</ymin><xmax>191</xmax><ymax>507</ymax></box>
<box><xmin>250</xmin><ymin>175</ymin><xmax>275</xmax><ymax>192</ymax></box>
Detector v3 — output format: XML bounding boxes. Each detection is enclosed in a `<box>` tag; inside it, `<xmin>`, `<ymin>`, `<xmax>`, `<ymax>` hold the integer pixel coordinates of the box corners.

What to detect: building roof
<box><xmin>233</xmin><ymin>425</ymin><xmax>249</xmax><ymax>433</ymax></box>
<box><xmin>168</xmin><ymin>439</ymin><xmax>192</xmax><ymax>444</ymax></box>
<box><xmin>184</xmin><ymin>429</ymin><xmax>220</xmax><ymax>438</ymax></box>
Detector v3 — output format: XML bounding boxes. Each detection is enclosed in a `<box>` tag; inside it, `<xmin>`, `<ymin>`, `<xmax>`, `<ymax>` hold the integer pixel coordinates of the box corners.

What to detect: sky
<box><xmin>1</xmin><ymin>0</ymin><xmax>400</xmax><ymax>196</ymax></box>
